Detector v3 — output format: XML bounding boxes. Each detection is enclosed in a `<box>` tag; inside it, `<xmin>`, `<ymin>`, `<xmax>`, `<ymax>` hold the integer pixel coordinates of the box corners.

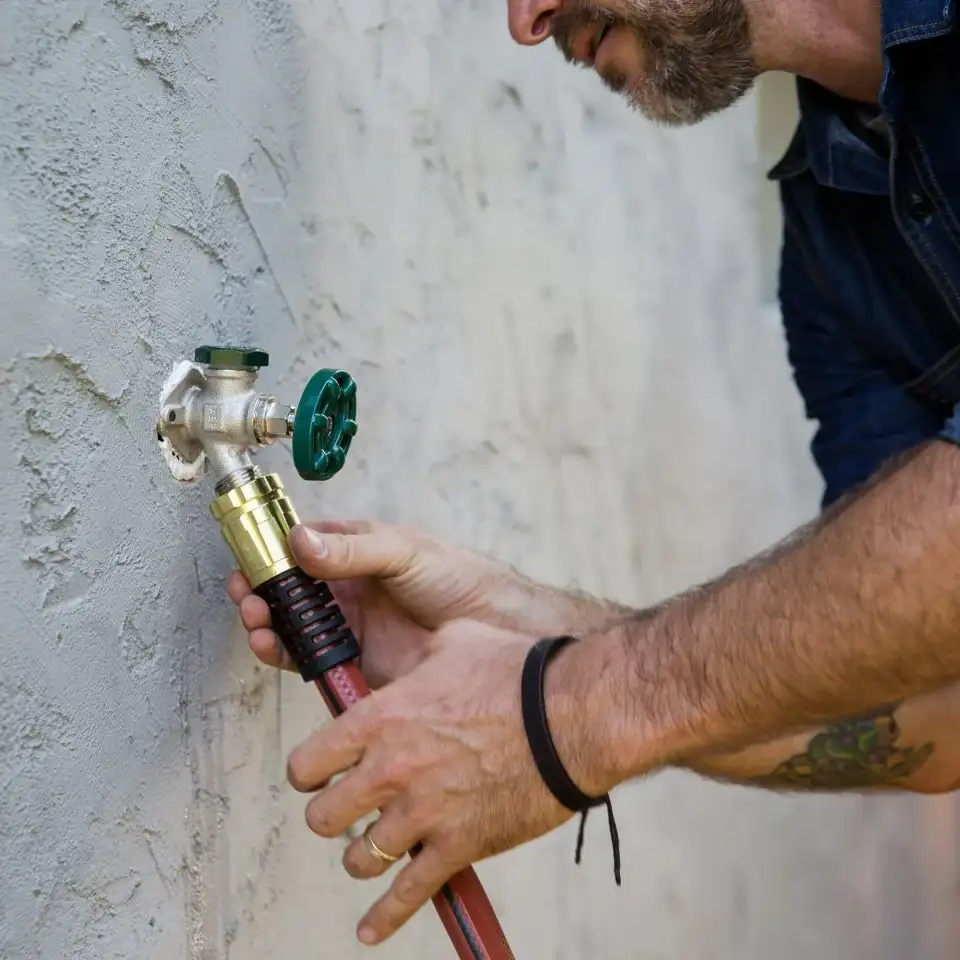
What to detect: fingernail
<box><xmin>293</xmin><ymin>525</ymin><xmax>327</xmax><ymax>558</ymax></box>
<box><xmin>358</xmin><ymin>926</ymin><xmax>378</xmax><ymax>945</ymax></box>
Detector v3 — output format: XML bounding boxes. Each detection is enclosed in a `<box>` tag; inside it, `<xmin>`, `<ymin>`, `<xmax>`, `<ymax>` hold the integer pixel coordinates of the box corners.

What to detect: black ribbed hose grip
<box><xmin>254</xmin><ymin>567</ymin><xmax>361</xmax><ymax>682</ymax></box>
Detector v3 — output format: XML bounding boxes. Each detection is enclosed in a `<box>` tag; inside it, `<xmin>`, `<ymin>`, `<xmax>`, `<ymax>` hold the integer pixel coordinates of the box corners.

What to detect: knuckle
<box><xmin>428</xmin><ymin>823</ymin><xmax>471</xmax><ymax>862</ymax></box>
<box><xmin>338</xmin><ymin>535</ymin><xmax>357</xmax><ymax>569</ymax></box>
<box><xmin>312</xmin><ymin>532</ymin><xmax>349</xmax><ymax>572</ymax></box>
<box><xmin>346</xmin><ymin>777</ymin><xmax>384</xmax><ymax>822</ymax></box>
<box><xmin>376</xmin><ymin>751</ymin><xmax>415</xmax><ymax>792</ymax></box>
<box><xmin>292</xmin><ymin>528</ymin><xmax>329</xmax><ymax>570</ymax></box>
<box><xmin>376</xmin><ymin>529</ymin><xmax>418</xmax><ymax>575</ymax></box>
<box><xmin>390</xmin><ymin>788</ymin><xmax>421</xmax><ymax>822</ymax></box>
<box><xmin>397</xmin><ymin>791</ymin><xmax>438</xmax><ymax>839</ymax></box>
<box><xmin>392</xmin><ymin>872</ymin><xmax>426</xmax><ymax>909</ymax></box>
<box><xmin>427</xmin><ymin>828</ymin><xmax>457</xmax><ymax>857</ymax></box>
<box><xmin>347</xmin><ymin>698</ymin><xmax>381</xmax><ymax>746</ymax></box>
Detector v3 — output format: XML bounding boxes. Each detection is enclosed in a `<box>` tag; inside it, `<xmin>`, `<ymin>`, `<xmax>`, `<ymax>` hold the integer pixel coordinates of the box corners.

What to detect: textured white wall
<box><xmin>1</xmin><ymin>2</ymin><xmax>953</xmax><ymax>959</ymax></box>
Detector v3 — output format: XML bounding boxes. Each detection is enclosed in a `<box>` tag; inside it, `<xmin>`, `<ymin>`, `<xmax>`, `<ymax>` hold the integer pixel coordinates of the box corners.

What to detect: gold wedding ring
<box><xmin>363</xmin><ymin>822</ymin><xmax>401</xmax><ymax>863</ymax></box>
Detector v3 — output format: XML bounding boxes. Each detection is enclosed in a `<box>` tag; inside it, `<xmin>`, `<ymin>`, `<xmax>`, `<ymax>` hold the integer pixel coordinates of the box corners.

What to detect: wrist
<box><xmin>539</xmin><ymin>628</ymin><xmax>637</xmax><ymax>796</ymax></box>
<box><xmin>542</xmin><ymin>615</ymin><xmax>714</xmax><ymax>794</ymax></box>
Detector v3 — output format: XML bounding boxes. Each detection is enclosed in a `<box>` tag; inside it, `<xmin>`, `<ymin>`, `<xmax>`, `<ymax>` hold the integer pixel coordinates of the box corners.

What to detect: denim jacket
<box><xmin>773</xmin><ymin>0</ymin><xmax>960</xmax><ymax>506</ymax></box>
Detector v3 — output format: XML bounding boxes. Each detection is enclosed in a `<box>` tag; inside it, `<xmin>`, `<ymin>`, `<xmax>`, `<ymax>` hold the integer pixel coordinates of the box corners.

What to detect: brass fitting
<box><xmin>209</xmin><ymin>471</ymin><xmax>300</xmax><ymax>588</ymax></box>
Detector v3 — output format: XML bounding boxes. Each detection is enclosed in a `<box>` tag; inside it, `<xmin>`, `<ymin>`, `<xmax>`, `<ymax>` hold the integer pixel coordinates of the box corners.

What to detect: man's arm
<box><xmin>500</xmin><ymin>512</ymin><xmax>960</xmax><ymax>794</ymax></box>
<box><xmin>548</xmin><ymin>440</ymin><xmax>960</xmax><ymax>795</ymax></box>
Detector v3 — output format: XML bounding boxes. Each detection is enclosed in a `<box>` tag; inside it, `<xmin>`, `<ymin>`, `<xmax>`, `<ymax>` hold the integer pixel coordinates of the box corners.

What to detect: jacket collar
<box><xmin>768</xmin><ymin>81</ymin><xmax>891</xmax><ymax>195</ymax></box>
<box><xmin>767</xmin><ymin>0</ymin><xmax>955</xmax><ymax>192</ymax></box>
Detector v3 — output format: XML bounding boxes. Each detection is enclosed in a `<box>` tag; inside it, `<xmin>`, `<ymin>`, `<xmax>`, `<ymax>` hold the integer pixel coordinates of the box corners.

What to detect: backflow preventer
<box><xmin>156</xmin><ymin>347</ymin><xmax>513</xmax><ymax>960</ymax></box>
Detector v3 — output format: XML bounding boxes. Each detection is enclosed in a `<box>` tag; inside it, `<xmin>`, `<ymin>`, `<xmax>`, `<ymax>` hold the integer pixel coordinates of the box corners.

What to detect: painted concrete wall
<box><xmin>2</xmin><ymin>2</ymin><xmax>956</xmax><ymax>959</ymax></box>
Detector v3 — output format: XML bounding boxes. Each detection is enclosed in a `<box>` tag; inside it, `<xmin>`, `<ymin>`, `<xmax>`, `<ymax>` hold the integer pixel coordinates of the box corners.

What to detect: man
<box><xmin>230</xmin><ymin>0</ymin><xmax>960</xmax><ymax>947</ymax></box>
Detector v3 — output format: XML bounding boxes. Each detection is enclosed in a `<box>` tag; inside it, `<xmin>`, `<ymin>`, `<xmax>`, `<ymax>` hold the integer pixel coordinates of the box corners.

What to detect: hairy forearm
<box><xmin>489</xmin><ymin>561</ymin><xmax>635</xmax><ymax>638</ymax></box>
<box><xmin>549</xmin><ymin>440</ymin><xmax>960</xmax><ymax>795</ymax></box>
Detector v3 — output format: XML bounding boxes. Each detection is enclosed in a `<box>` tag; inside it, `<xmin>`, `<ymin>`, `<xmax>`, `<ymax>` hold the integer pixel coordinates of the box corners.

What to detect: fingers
<box><xmin>342</xmin><ymin>810</ymin><xmax>420</xmax><ymax>880</ymax></box>
<box><xmin>287</xmin><ymin>704</ymin><xmax>374</xmax><ymax>794</ymax></box>
<box><xmin>304</xmin><ymin>760</ymin><xmax>395</xmax><ymax>839</ymax></box>
<box><xmin>227</xmin><ymin>573</ymin><xmax>297</xmax><ymax>672</ymax></box>
<box><xmin>227</xmin><ymin>570</ymin><xmax>252</xmax><ymax>605</ymax></box>
<box><xmin>289</xmin><ymin>522</ymin><xmax>416</xmax><ymax>583</ymax></box>
<box><xmin>249</xmin><ymin>628</ymin><xmax>296</xmax><ymax>671</ymax></box>
<box><xmin>356</xmin><ymin>844</ymin><xmax>457</xmax><ymax>946</ymax></box>
<box><xmin>228</xmin><ymin>572</ymin><xmax>271</xmax><ymax>633</ymax></box>
<box><xmin>239</xmin><ymin>591</ymin><xmax>297</xmax><ymax>671</ymax></box>
<box><xmin>238</xmin><ymin>594</ymin><xmax>271</xmax><ymax>630</ymax></box>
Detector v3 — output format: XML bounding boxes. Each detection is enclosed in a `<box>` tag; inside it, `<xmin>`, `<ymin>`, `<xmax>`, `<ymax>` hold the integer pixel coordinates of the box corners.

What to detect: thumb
<box><xmin>289</xmin><ymin>523</ymin><xmax>413</xmax><ymax>582</ymax></box>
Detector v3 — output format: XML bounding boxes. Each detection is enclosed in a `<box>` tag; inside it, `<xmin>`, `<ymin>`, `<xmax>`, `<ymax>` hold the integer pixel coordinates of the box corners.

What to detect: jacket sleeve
<box><xmin>778</xmin><ymin>218</ymin><xmax>944</xmax><ymax>508</ymax></box>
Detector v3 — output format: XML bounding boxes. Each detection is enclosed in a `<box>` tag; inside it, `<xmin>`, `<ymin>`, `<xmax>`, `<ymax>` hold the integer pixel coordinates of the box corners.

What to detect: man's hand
<box><xmin>283</xmin><ymin>619</ymin><xmax>580</xmax><ymax>946</ymax></box>
<box><xmin>227</xmin><ymin>519</ymin><xmax>624</xmax><ymax>944</ymax></box>
<box><xmin>228</xmin><ymin>518</ymin><xmax>628</xmax><ymax>688</ymax></box>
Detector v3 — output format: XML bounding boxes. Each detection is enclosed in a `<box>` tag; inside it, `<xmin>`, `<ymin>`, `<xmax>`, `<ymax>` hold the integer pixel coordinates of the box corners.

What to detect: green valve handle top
<box><xmin>194</xmin><ymin>345</ymin><xmax>270</xmax><ymax>368</ymax></box>
<box><xmin>292</xmin><ymin>369</ymin><xmax>358</xmax><ymax>481</ymax></box>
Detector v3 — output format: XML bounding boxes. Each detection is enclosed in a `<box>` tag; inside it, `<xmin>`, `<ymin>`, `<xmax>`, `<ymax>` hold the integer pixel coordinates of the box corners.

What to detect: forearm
<box><xmin>684</xmin><ymin>681</ymin><xmax>960</xmax><ymax>793</ymax></box>
<box><xmin>548</xmin><ymin>441</ymin><xmax>960</xmax><ymax>794</ymax></box>
<box><xmin>488</xmin><ymin>561</ymin><xmax>634</xmax><ymax>638</ymax></box>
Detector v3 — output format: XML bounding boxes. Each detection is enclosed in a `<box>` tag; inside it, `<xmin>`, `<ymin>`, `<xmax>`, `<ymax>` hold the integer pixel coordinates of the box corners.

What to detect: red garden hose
<box><xmin>255</xmin><ymin>566</ymin><xmax>515</xmax><ymax>960</ymax></box>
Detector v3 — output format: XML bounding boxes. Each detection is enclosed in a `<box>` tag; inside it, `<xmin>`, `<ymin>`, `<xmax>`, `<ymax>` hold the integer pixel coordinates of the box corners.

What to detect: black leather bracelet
<box><xmin>521</xmin><ymin>635</ymin><xmax>622</xmax><ymax>884</ymax></box>
<box><xmin>521</xmin><ymin>636</ymin><xmax>606</xmax><ymax>811</ymax></box>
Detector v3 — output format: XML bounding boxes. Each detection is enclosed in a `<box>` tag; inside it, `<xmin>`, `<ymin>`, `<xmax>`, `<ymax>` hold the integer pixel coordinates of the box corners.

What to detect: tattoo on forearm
<box><xmin>749</xmin><ymin>705</ymin><xmax>934</xmax><ymax>791</ymax></box>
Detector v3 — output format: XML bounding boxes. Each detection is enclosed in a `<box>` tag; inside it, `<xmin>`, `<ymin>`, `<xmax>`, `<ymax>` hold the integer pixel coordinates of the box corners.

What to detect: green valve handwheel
<box><xmin>293</xmin><ymin>369</ymin><xmax>358</xmax><ymax>481</ymax></box>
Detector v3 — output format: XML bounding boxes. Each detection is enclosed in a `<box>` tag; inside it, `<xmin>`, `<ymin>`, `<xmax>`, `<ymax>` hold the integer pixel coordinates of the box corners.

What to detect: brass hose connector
<box><xmin>209</xmin><ymin>470</ymin><xmax>299</xmax><ymax>589</ymax></box>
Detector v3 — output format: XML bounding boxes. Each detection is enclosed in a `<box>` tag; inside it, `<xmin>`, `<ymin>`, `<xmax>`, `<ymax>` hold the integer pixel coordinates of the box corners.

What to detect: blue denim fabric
<box><xmin>773</xmin><ymin>0</ymin><xmax>960</xmax><ymax>506</ymax></box>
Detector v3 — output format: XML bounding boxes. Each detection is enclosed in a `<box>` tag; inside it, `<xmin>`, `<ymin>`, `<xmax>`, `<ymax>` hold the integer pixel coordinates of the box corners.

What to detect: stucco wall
<box><xmin>1</xmin><ymin>2</ymin><xmax>954</xmax><ymax>959</ymax></box>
